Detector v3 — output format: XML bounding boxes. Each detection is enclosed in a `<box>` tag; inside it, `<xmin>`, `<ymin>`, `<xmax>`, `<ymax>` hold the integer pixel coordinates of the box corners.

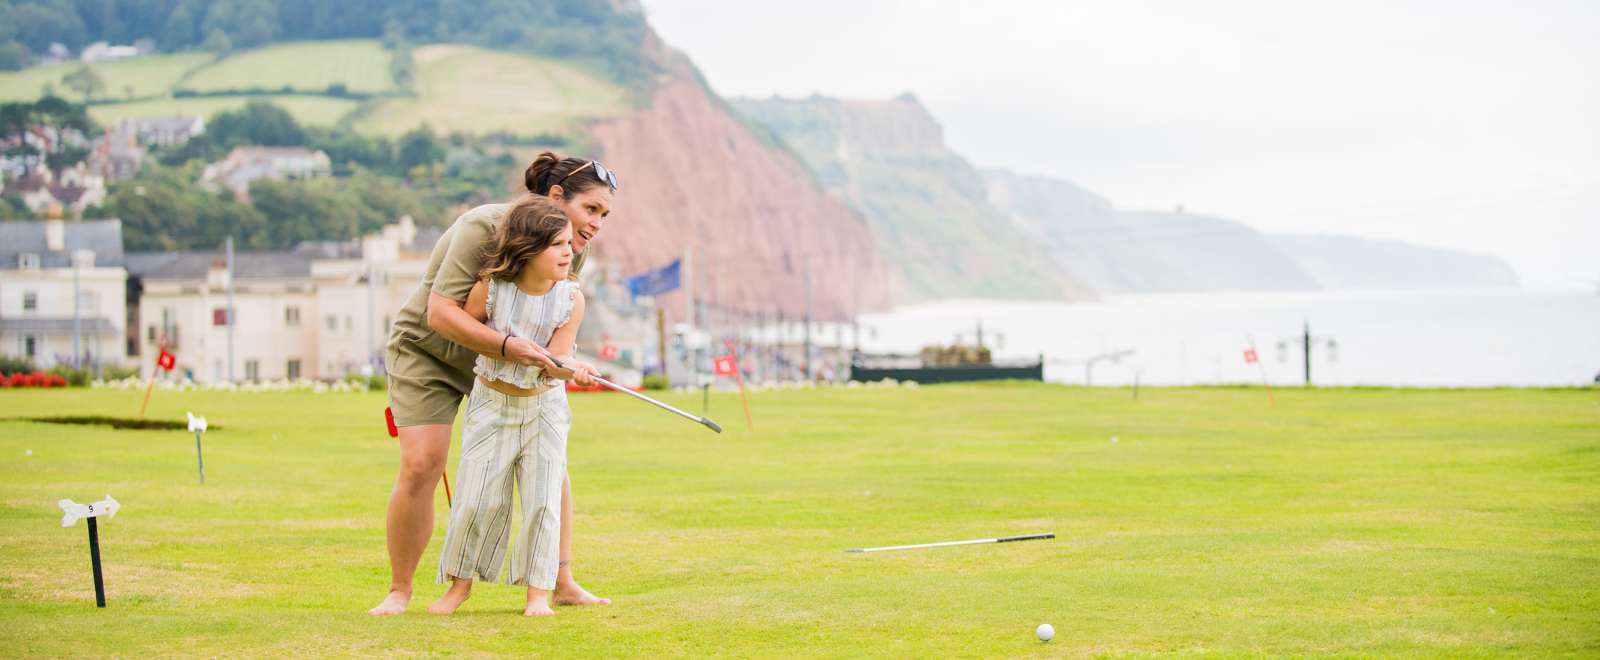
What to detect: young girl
<box><xmin>427</xmin><ymin>196</ymin><xmax>599</xmax><ymax>617</ymax></box>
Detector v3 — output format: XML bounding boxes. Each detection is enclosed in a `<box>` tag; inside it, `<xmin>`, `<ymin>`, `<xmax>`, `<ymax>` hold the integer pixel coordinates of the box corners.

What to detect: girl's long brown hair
<box><xmin>478</xmin><ymin>195</ymin><xmax>571</xmax><ymax>282</ymax></box>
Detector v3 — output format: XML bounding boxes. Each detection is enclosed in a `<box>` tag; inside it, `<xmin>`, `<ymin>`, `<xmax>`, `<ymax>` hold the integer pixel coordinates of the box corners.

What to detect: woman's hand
<box><xmin>504</xmin><ymin>336</ymin><xmax>560</xmax><ymax>373</ymax></box>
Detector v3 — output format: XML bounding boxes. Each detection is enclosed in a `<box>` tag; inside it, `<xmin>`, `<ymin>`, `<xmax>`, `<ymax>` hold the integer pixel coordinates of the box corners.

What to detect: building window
<box><xmin>326</xmin><ymin>315</ymin><xmax>338</xmax><ymax>332</ymax></box>
<box><xmin>285</xmin><ymin>306</ymin><xmax>301</xmax><ymax>326</ymax></box>
<box><xmin>213</xmin><ymin>307</ymin><xmax>228</xmax><ymax>326</ymax></box>
<box><xmin>17</xmin><ymin>254</ymin><xmax>39</xmax><ymax>270</ymax></box>
<box><xmin>148</xmin><ymin>325</ymin><xmax>157</xmax><ymax>342</ymax></box>
<box><xmin>244</xmin><ymin>359</ymin><xmax>259</xmax><ymax>382</ymax></box>
<box><xmin>286</xmin><ymin>359</ymin><xmax>301</xmax><ymax>381</ymax></box>
<box><xmin>22</xmin><ymin>291</ymin><xmax>37</xmax><ymax>312</ymax></box>
<box><xmin>22</xmin><ymin>335</ymin><xmax>37</xmax><ymax>358</ymax></box>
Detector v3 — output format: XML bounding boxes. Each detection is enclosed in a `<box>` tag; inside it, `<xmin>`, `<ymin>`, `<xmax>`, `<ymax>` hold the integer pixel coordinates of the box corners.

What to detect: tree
<box><xmin>61</xmin><ymin>65</ymin><xmax>106</xmax><ymax>103</ymax></box>
<box><xmin>208</xmin><ymin>100</ymin><xmax>307</xmax><ymax>146</ymax></box>
<box><xmin>397</xmin><ymin>124</ymin><xmax>444</xmax><ymax>175</ymax></box>
<box><xmin>201</xmin><ymin>28</ymin><xmax>230</xmax><ymax>53</ymax></box>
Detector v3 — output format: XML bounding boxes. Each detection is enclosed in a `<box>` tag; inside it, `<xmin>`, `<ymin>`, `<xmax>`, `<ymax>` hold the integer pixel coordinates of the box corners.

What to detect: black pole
<box><xmin>1303</xmin><ymin>320</ymin><xmax>1312</xmax><ymax>387</ymax></box>
<box><xmin>195</xmin><ymin>430</ymin><xmax>205</xmax><ymax>484</ymax></box>
<box><xmin>87</xmin><ymin>517</ymin><xmax>105</xmax><ymax>607</ymax></box>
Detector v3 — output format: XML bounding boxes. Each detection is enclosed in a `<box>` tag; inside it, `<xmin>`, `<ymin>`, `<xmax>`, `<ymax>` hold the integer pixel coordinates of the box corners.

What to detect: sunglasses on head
<box><xmin>559</xmin><ymin>160</ymin><xmax>620</xmax><ymax>192</ymax></box>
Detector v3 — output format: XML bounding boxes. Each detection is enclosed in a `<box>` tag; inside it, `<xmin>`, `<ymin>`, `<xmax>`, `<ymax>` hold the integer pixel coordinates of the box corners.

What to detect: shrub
<box><xmin>641</xmin><ymin>374</ymin><xmax>670</xmax><ymax>391</ymax></box>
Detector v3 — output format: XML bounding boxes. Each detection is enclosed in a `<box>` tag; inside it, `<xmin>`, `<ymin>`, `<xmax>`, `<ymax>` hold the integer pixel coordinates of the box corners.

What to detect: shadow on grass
<box><xmin>7</xmin><ymin>416</ymin><xmax>221</xmax><ymax>431</ymax></box>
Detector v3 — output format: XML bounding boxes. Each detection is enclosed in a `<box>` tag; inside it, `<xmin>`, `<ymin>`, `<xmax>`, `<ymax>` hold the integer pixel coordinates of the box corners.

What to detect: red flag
<box><xmin>1243</xmin><ymin>348</ymin><xmax>1259</xmax><ymax>364</ymax></box>
<box><xmin>600</xmin><ymin>343</ymin><xmax>619</xmax><ymax>361</ymax></box>
<box><xmin>156</xmin><ymin>350</ymin><xmax>176</xmax><ymax>371</ymax></box>
<box><xmin>713</xmin><ymin>354</ymin><xmax>737</xmax><ymax>376</ymax></box>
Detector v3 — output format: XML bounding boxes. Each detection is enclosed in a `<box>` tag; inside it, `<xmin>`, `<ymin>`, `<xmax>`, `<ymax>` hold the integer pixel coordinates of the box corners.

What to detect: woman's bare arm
<box><xmin>427</xmin><ymin>291</ymin><xmax>558</xmax><ymax>370</ymax></box>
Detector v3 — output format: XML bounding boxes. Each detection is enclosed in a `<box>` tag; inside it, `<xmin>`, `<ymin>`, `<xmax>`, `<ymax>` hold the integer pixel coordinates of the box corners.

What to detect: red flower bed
<box><xmin>0</xmin><ymin>371</ymin><xmax>69</xmax><ymax>388</ymax></box>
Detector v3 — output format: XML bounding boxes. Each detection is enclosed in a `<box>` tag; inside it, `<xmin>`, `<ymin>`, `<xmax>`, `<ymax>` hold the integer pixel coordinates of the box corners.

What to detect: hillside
<box><xmin>1272</xmin><ymin>234</ymin><xmax>1520</xmax><ymax>289</ymax></box>
<box><xmin>0</xmin><ymin>29</ymin><xmax>894</xmax><ymax>319</ymax></box>
<box><xmin>984</xmin><ymin>168</ymin><xmax>1520</xmax><ymax>292</ymax></box>
<box><xmin>731</xmin><ymin>94</ymin><xmax>1089</xmax><ymax>303</ymax></box>
<box><xmin>357</xmin><ymin>44</ymin><xmax>630</xmax><ymax>139</ymax></box>
<box><xmin>984</xmin><ymin>168</ymin><xmax>1320</xmax><ymax>293</ymax></box>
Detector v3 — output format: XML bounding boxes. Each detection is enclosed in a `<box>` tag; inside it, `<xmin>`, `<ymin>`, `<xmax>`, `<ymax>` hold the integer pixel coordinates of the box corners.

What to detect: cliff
<box><xmin>730</xmin><ymin>94</ymin><xmax>1091</xmax><ymax>303</ymax></box>
<box><xmin>583</xmin><ymin>47</ymin><xmax>891</xmax><ymax>321</ymax></box>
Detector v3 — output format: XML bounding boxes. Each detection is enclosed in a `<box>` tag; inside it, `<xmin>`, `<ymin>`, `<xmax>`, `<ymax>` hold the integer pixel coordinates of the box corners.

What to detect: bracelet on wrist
<box><xmin>499</xmin><ymin>334</ymin><xmax>510</xmax><ymax>357</ymax></box>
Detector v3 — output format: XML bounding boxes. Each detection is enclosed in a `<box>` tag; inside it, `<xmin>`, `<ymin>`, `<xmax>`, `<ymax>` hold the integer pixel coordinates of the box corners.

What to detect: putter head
<box><xmin>702</xmin><ymin>418</ymin><xmax>723</xmax><ymax>434</ymax></box>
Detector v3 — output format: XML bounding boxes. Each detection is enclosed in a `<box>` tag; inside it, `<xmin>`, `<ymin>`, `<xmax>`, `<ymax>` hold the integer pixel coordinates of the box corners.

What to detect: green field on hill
<box><xmin>0</xmin><ymin>385</ymin><xmax>1595</xmax><ymax>656</ymax></box>
<box><xmin>0</xmin><ymin>40</ymin><xmax>630</xmax><ymax>138</ymax></box>
<box><xmin>357</xmin><ymin>44</ymin><xmax>631</xmax><ymax>138</ymax></box>
<box><xmin>0</xmin><ymin>52</ymin><xmax>211</xmax><ymax>103</ymax></box>
<box><xmin>180</xmin><ymin>40</ymin><xmax>396</xmax><ymax>96</ymax></box>
<box><xmin>85</xmin><ymin>94</ymin><xmax>361</xmax><ymax>129</ymax></box>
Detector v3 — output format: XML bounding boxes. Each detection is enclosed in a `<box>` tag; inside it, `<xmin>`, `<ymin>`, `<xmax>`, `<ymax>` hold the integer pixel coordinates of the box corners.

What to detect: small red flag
<box><xmin>600</xmin><ymin>343</ymin><xmax>619</xmax><ymax>361</ymax></box>
<box><xmin>1243</xmin><ymin>348</ymin><xmax>1259</xmax><ymax>364</ymax></box>
<box><xmin>156</xmin><ymin>350</ymin><xmax>176</xmax><ymax>371</ymax></box>
<box><xmin>384</xmin><ymin>407</ymin><xmax>399</xmax><ymax>438</ymax></box>
<box><xmin>713</xmin><ymin>354</ymin><xmax>737</xmax><ymax>377</ymax></box>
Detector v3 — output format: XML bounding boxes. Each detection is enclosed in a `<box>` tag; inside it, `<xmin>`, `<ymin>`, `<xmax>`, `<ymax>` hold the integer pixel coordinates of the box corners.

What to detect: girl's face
<box><xmin>549</xmin><ymin>186</ymin><xmax>612</xmax><ymax>253</ymax></box>
<box><xmin>528</xmin><ymin>224</ymin><xmax>575</xmax><ymax>282</ymax></box>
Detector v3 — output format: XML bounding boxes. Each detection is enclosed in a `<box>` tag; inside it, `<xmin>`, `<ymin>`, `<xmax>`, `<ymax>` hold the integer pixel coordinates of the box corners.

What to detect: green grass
<box><xmin>181</xmin><ymin>40</ymin><xmax>396</xmax><ymax>95</ymax></box>
<box><xmin>86</xmin><ymin>94</ymin><xmax>359</xmax><ymax>128</ymax></box>
<box><xmin>357</xmin><ymin>44</ymin><xmax>630</xmax><ymax>138</ymax></box>
<box><xmin>0</xmin><ymin>52</ymin><xmax>212</xmax><ymax>103</ymax></box>
<box><xmin>1</xmin><ymin>384</ymin><xmax>1595</xmax><ymax>656</ymax></box>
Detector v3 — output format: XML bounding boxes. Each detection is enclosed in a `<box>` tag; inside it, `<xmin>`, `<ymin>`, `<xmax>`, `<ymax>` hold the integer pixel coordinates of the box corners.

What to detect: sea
<box><xmin>854</xmin><ymin>289</ymin><xmax>1600</xmax><ymax>387</ymax></box>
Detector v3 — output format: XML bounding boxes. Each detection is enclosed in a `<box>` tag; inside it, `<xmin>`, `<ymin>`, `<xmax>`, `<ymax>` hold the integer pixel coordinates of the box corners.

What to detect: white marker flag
<box><xmin>59</xmin><ymin>495</ymin><xmax>120</xmax><ymax>528</ymax></box>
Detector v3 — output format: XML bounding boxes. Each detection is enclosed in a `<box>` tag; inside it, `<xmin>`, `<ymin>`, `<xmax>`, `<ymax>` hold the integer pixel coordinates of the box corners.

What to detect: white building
<box><xmin>127</xmin><ymin>218</ymin><xmax>428</xmax><ymax>383</ymax></box>
<box><xmin>0</xmin><ymin>219</ymin><xmax>129</xmax><ymax>370</ymax></box>
<box><xmin>119</xmin><ymin>115</ymin><xmax>205</xmax><ymax>148</ymax></box>
<box><xmin>200</xmin><ymin>146</ymin><xmax>331</xmax><ymax>202</ymax></box>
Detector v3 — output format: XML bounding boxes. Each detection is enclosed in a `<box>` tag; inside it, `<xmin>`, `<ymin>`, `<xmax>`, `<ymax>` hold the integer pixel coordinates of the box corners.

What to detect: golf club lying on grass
<box><xmin>551</xmin><ymin>358</ymin><xmax>722</xmax><ymax>433</ymax></box>
<box><xmin>847</xmin><ymin>533</ymin><xmax>1055</xmax><ymax>553</ymax></box>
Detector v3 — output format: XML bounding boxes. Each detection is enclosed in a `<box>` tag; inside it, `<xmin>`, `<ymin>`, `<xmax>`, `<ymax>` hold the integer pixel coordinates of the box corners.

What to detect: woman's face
<box><xmin>550</xmin><ymin>185</ymin><xmax>613</xmax><ymax>253</ymax></box>
<box><xmin>531</xmin><ymin>224</ymin><xmax>575</xmax><ymax>282</ymax></box>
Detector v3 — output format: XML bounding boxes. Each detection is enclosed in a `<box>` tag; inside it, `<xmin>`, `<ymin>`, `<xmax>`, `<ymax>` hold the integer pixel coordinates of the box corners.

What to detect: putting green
<box><xmin>0</xmin><ymin>384</ymin><xmax>1595</xmax><ymax>655</ymax></box>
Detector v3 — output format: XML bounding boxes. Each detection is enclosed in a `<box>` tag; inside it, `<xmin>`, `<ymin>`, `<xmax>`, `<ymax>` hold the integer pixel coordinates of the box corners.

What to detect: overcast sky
<box><xmin>640</xmin><ymin>0</ymin><xmax>1598</xmax><ymax>289</ymax></box>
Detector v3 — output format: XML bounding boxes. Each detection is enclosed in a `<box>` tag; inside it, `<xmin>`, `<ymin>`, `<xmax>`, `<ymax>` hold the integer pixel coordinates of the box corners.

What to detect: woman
<box><xmin>370</xmin><ymin>153</ymin><xmax>620</xmax><ymax>616</ymax></box>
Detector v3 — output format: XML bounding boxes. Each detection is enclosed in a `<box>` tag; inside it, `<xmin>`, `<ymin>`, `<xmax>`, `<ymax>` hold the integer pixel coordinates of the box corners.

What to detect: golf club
<box><xmin>551</xmin><ymin>358</ymin><xmax>722</xmax><ymax>433</ymax></box>
<box><xmin>847</xmin><ymin>533</ymin><xmax>1055</xmax><ymax>553</ymax></box>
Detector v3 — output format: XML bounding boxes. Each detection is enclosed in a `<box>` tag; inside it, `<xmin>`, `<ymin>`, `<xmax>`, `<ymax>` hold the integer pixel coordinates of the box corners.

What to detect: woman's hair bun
<box><xmin>524</xmin><ymin>151</ymin><xmax>563</xmax><ymax>194</ymax></box>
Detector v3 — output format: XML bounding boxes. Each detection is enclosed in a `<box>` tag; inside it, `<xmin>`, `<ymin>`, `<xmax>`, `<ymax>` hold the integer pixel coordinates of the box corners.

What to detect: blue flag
<box><xmin>626</xmin><ymin>259</ymin><xmax>682</xmax><ymax>299</ymax></box>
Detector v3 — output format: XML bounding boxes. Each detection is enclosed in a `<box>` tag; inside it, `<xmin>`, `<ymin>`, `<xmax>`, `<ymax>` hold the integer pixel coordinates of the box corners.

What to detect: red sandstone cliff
<box><xmin>584</xmin><ymin>64</ymin><xmax>891</xmax><ymax>322</ymax></box>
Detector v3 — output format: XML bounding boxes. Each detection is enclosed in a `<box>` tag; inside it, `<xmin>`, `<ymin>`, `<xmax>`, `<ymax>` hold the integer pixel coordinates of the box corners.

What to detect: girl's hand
<box><xmin>567</xmin><ymin>361</ymin><xmax>600</xmax><ymax>387</ymax></box>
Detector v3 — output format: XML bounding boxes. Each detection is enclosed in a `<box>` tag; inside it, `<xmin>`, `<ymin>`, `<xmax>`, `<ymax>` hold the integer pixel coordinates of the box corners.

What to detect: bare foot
<box><xmin>553</xmin><ymin>581</ymin><xmax>611</xmax><ymax>606</ymax></box>
<box><xmin>428</xmin><ymin>578</ymin><xmax>473</xmax><ymax>615</ymax></box>
<box><xmin>368</xmin><ymin>589</ymin><xmax>410</xmax><ymax>616</ymax></box>
<box><xmin>525</xmin><ymin>587</ymin><xmax>556</xmax><ymax>617</ymax></box>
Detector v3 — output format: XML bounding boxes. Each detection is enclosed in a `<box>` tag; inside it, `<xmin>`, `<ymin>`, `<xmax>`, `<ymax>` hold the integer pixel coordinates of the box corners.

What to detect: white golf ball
<box><xmin>25</xmin><ymin>449</ymin><xmax>33</xmax><ymax>456</ymax></box>
<box><xmin>1036</xmin><ymin>623</ymin><xmax>1054</xmax><ymax>641</ymax></box>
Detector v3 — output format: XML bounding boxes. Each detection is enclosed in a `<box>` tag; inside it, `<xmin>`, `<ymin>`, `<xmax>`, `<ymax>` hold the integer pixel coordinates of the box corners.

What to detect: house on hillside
<box><xmin>200</xmin><ymin>146</ymin><xmax>331</xmax><ymax>202</ymax></box>
<box><xmin>119</xmin><ymin>115</ymin><xmax>205</xmax><ymax>148</ymax></box>
<box><xmin>4</xmin><ymin>164</ymin><xmax>106</xmax><ymax>215</ymax></box>
<box><xmin>0</xmin><ymin>219</ymin><xmax>129</xmax><ymax>370</ymax></box>
<box><xmin>90</xmin><ymin>128</ymin><xmax>145</xmax><ymax>182</ymax></box>
<box><xmin>80</xmin><ymin>41</ymin><xmax>151</xmax><ymax>63</ymax></box>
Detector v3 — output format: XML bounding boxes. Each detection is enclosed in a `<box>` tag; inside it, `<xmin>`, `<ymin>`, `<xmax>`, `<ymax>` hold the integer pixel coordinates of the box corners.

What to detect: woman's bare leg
<box><xmin>369</xmin><ymin>424</ymin><xmax>452</xmax><ymax>615</ymax></box>
<box><xmin>552</xmin><ymin>471</ymin><xmax>610</xmax><ymax>606</ymax></box>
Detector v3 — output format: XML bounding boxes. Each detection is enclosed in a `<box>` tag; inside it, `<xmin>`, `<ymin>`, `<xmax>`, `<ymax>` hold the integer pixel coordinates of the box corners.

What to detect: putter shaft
<box><xmin>551</xmin><ymin>358</ymin><xmax>723</xmax><ymax>433</ymax></box>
